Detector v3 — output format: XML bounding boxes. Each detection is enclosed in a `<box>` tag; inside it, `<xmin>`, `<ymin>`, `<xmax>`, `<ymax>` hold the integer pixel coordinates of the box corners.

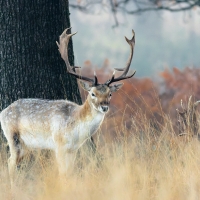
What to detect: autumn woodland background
<box><xmin>78</xmin><ymin>60</ymin><xmax>200</xmax><ymax>140</ymax></box>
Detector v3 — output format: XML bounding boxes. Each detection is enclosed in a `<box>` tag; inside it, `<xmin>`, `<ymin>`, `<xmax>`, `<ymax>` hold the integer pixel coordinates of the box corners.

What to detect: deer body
<box><xmin>1</xmin><ymin>98</ymin><xmax>104</xmax><ymax>151</ymax></box>
<box><xmin>0</xmin><ymin>97</ymin><xmax>106</xmax><ymax>185</ymax></box>
<box><xmin>1</xmin><ymin>28</ymin><xmax>136</xmax><ymax>185</ymax></box>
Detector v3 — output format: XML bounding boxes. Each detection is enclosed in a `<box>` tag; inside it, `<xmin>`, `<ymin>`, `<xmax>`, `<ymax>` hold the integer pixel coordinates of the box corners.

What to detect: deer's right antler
<box><xmin>56</xmin><ymin>27</ymin><xmax>98</xmax><ymax>85</ymax></box>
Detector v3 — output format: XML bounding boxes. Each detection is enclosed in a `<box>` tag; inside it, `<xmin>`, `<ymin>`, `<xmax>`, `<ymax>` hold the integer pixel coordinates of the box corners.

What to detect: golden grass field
<box><xmin>0</xmin><ymin>110</ymin><xmax>200</xmax><ymax>200</ymax></box>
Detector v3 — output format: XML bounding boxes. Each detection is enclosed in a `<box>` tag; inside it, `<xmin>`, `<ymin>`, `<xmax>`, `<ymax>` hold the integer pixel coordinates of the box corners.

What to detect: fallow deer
<box><xmin>0</xmin><ymin>28</ymin><xmax>136</xmax><ymax>185</ymax></box>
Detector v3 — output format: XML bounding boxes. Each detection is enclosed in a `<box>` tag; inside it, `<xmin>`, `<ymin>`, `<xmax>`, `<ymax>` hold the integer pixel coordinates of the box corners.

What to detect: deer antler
<box><xmin>56</xmin><ymin>27</ymin><xmax>98</xmax><ymax>85</ymax></box>
<box><xmin>106</xmin><ymin>30</ymin><xmax>136</xmax><ymax>85</ymax></box>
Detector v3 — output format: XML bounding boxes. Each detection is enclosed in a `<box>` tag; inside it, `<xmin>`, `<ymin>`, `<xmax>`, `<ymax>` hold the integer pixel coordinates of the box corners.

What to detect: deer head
<box><xmin>56</xmin><ymin>27</ymin><xmax>136</xmax><ymax>113</ymax></box>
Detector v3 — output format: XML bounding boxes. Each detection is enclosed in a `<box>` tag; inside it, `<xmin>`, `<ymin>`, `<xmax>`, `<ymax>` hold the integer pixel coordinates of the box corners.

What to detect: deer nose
<box><xmin>101</xmin><ymin>106</ymin><xmax>109</xmax><ymax>112</ymax></box>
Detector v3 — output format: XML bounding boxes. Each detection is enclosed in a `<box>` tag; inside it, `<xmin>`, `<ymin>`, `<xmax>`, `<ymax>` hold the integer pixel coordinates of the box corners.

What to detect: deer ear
<box><xmin>79</xmin><ymin>81</ymin><xmax>91</xmax><ymax>91</ymax></box>
<box><xmin>109</xmin><ymin>83</ymin><xmax>124</xmax><ymax>92</ymax></box>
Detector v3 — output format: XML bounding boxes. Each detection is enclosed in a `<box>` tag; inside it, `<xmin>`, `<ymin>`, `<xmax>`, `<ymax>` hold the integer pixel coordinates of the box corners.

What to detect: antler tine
<box><xmin>94</xmin><ymin>71</ymin><xmax>98</xmax><ymax>85</ymax></box>
<box><xmin>57</xmin><ymin>28</ymin><xmax>97</xmax><ymax>84</ymax></box>
<box><xmin>106</xmin><ymin>30</ymin><xmax>136</xmax><ymax>85</ymax></box>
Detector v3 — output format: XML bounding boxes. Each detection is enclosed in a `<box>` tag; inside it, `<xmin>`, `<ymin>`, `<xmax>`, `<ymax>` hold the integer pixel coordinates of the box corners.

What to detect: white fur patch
<box><xmin>71</xmin><ymin>113</ymin><xmax>105</xmax><ymax>149</ymax></box>
<box><xmin>21</xmin><ymin>134</ymin><xmax>55</xmax><ymax>149</ymax></box>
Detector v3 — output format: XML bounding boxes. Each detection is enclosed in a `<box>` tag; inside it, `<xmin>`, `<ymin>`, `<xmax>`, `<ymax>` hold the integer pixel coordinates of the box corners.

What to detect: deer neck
<box><xmin>79</xmin><ymin>98</ymin><xmax>105</xmax><ymax>121</ymax></box>
<box><xmin>72</xmin><ymin>98</ymin><xmax>105</xmax><ymax>142</ymax></box>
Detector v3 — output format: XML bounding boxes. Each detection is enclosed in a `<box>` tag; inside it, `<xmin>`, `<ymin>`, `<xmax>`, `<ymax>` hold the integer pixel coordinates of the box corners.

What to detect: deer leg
<box><xmin>64</xmin><ymin>152</ymin><xmax>76</xmax><ymax>175</ymax></box>
<box><xmin>7</xmin><ymin>133</ymin><xmax>26</xmax><ymax>187</ymax></box>
<box><xmin>55</xmin><ymin>146</ymin><xmax>76</xmax><ymax>179</ymax></box>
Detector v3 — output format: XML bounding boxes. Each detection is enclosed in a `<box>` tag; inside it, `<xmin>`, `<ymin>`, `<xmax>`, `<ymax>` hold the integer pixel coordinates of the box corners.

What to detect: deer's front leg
<box><xmin>54</xmin><ymin>134</ymin><xmax>76</xmax><ymax>177</ymax></box>
<box><xmin>55</xmin><ymin>145</ymin><xmax>76</xmax><ymax>178</ymax></box>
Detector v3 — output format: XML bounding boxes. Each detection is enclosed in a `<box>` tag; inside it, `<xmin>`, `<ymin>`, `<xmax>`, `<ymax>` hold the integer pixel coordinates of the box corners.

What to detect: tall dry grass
<box><xmin>1</xmin><ymin>110</ymin><xmax>200</xmax><ymax>200</ymax></box>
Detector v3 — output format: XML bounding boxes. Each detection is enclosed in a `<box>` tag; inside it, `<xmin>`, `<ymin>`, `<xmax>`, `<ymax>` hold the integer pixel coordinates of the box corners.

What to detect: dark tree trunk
<box><xmin>0</xmin><ymin>0</ymin><xmax>82</xmax><ymax>110</ymax></box>
<box><xmin>0</xmin><ymin>0</ymin><xmax>96</xmax><ymax>157</ymax></box>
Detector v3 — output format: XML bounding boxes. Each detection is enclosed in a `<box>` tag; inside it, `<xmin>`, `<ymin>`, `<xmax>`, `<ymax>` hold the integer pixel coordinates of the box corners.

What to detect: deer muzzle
<box><xmin>100</xmin><ymin>105</ymin><xmax>109</xmax><ymax>113</ymax></box>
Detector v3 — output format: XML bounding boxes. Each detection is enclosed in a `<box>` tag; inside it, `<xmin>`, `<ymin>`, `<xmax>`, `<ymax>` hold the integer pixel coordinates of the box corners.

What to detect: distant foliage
<box><xmin>160</xmin><ymin>67</ymin><xmax>200</xmax><ymax>108</ymax></box>
<box><xmin>78</xmin><ymin>61</ymin><xmax>200</xmax><ymax>137</ymax></box>
<box><xmin>158</xmin><ymin>67</ymin><xmax>200</xmax><ymax>131</ymax></box>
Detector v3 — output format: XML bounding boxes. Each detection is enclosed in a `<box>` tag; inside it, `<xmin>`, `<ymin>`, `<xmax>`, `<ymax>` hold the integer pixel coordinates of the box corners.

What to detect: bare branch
<box><xmin>69</xmin><ymin>0</ymin><xmax>200</xmax><ymax>27</ymax></box>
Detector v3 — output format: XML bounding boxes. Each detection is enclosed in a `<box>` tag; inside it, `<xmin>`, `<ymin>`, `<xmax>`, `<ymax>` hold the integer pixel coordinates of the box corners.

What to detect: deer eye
<box><xmin>91</xmin><ymin>93</ymin><xmax>96</xmax><ymax>97</ymax></box>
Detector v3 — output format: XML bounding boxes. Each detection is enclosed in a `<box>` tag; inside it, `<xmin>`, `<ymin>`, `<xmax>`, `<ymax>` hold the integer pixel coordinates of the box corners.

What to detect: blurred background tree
<box><xmin>69</xmin><ymin>0</ymin><xmax>200</xmax><ymax>27</ymax></box>
<box><xmin>68</xmin><ymin>0</ymin><xmax>200</xmax><ymax>77</ymax></box>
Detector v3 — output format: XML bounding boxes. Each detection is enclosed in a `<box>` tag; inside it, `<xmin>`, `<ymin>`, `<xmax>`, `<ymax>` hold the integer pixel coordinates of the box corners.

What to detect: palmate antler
<box><xmin>177</xmin><ymin>96</ymin><xmax>200</xmax><ymax>137</ymax></box>
<box><xmin>56</xmin><ymin>27</ymin><xmax>136</xmax><ymax>86</ymax></box>
<box><xmin>56</xmin><ymin>27</ymin><xmax>98</xmax><ymax>85</ymax></box>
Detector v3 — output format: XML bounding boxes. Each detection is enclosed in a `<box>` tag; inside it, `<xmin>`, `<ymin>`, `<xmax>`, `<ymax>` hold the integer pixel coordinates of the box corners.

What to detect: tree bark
<box><xmin>0</xmin><ymin>0</ymin><xmax>82</xmax><ymax>111</ymax></box>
